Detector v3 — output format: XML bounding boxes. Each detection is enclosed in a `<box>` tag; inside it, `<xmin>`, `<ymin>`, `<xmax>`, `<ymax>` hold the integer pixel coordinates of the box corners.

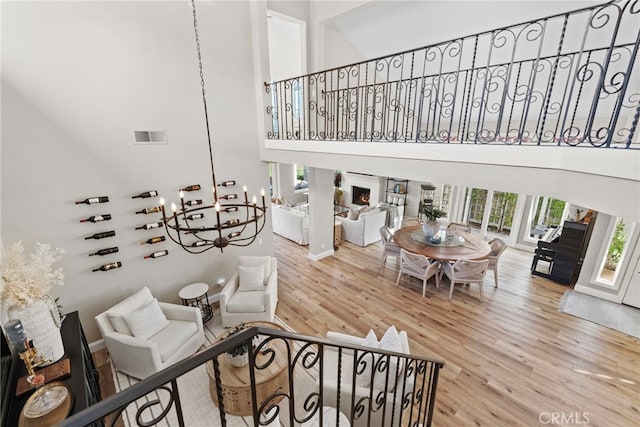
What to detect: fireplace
<box><xmin>352</xmin><ymin>186</ymin><xmax>370</xmax><ymax>205</ymax></box>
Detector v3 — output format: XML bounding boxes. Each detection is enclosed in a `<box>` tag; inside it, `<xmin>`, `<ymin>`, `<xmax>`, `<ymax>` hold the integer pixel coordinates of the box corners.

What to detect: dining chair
<box><xmin>379</xmin><ymin>226</ymin><xmax>401</xmax><ymax>273</ymax></box>
<box><xmin>447</xmin><ymin>222</ymin><xmax>471</xmax><ymax>233</ymax></box>
<box><xmin>441</xmin><ymin>259</ymin><xmax>490</xmax><ymax>301</ymax></box>
<box><xmin>486</xmin><ymin>237</ymin><xmax>507</xmax><ymax>287</ymax></box>
<box><xmin>395</xmin><ymin>249</ymin><xmax>441</xmax><ymax>297</ymax></box>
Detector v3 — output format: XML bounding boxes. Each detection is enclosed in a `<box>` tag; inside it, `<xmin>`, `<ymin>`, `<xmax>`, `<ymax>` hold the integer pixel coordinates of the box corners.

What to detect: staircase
<box><xmin>58</xmin><ymin>326</ymin><xmax>444</xmax><ymax>426</ymax></box>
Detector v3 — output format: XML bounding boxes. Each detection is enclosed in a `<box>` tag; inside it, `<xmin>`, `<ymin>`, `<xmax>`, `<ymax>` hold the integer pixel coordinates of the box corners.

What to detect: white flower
<box><xmin>1</xmin><ymin>241</ymin><xmax>65</xmax><ymax>308</ymax></box>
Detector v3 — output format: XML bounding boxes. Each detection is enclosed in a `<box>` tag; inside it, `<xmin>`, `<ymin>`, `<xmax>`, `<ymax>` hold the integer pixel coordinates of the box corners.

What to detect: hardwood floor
<box><xmin>274</xmin><ymin>234</ymin><xmax>640</xmax><ymax>427</ymax></box>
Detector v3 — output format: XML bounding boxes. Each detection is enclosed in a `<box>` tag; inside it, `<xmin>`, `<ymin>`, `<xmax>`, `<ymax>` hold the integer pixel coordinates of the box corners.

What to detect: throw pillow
<box><xmin>238</xmin><ymin>256</ymin><xmax>271</xmax><ymax>284</ymax></box>
<box><xmin>107</xmin><ymin>286</ymin><xmax>154</xmax><ymax>336</ymax></box>
<box><xmin>238</xmin><ymin>265</ymin><xmax>265</xmax><ymax>291</ymax></box>
<box><xmin>125</xmin><ymin>298</ymin><xmax>170</xmax><ymax>340</ymax></box>
<box><xmin>373</xmin><ymin>325</ymin><xmax>404</xmax><ymax>390</ymax></box>
<box><xmin>355</xmin><ymin>329</ymin><xmax>379</xmax><ymax>388</ymax></box>
<box><xmin>348</xmin><ymin>208</ymin><xmax>360</xmax><ymax>220</ymax></box>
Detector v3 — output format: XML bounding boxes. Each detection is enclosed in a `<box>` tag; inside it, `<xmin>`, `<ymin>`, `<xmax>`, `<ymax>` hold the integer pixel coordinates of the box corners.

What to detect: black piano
<box><xmin>531</xmin><ymin>221</ymin><xmax>591</xmax><ymax>285</ymax></box>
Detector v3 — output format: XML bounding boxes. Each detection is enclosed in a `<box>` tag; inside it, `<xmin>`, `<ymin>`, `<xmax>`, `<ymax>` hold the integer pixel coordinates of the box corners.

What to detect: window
<box><xmin>526</xmin><ymin>196</ymin><xmax>567</xmax><ymax>241</ymax></box>
<box><xmin>465</xmin><ymin>188</ymin><xmax>487</xmax><ymax>228</ymax></box>
<box><xmin>596</xmin><ymin>218</ymin><xmax>635</xmax><ymax>286</ymax></box>
<box><xmin>294</xmin><ymin>164</ymin><xmax>308</xmax><ymax>191</ymax></box>
<box><xmin>488</xmin><ymin>191</ymin><xmax>518</xmax><ymax>235</ymax></box>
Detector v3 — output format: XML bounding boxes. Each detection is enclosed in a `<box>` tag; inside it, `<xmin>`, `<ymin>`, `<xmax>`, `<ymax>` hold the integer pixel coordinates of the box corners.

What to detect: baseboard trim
<box><xmin>308</xmin><ymin>248</ymin><xmax>334</xmax><ymax>261</ymax></box>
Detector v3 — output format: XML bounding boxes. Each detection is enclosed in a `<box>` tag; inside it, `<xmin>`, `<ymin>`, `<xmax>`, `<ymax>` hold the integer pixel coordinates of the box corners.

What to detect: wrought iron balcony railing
<box><xmin>57</xmin><ymin>326</ymin><xmax>444</xmax><ymax>427</ymax></box>
<box><xmin>265</xmin><ymin>0</ymin><xmax>640</xmax><ymax>148</ymax></box>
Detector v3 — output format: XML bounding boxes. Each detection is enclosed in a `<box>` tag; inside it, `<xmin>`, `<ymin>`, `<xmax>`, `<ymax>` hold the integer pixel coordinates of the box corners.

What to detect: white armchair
<box><xmin>220</xmin><ymin>256</ymin><xmax>278</xmax><ymax>327</ymax></box>
<box><xmin>95</xmin><ymin>286</ymin><xmax>204</xmax><ymax>379</ymax></box>
<box><xmin>341</xmin><ymin>208</ymin><xmax>387</xmax><ymax>247</ymax></box>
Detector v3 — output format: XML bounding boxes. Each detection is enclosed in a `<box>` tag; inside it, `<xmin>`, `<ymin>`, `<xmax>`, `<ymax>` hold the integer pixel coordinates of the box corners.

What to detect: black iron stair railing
<box><xmin>264</xmin><ymin>0</ymin><xmax>639</xmax><ymax>148</ymax></box>
<box><xmin>56</xmin><ymin>326</ymin><xmax>445</xmax><ymax>427</ymax></box>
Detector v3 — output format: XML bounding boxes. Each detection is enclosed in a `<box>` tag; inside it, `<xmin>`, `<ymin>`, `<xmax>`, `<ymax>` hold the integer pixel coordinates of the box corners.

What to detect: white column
<box><xmin>307</xmin><ymin>167</ymin><xmax>335</xmax><ymax>260</ymax></box>
<box><xmin>462</xmin><ymin>187</ymin><xmax>472</xmax><ymax>224</ymax></box>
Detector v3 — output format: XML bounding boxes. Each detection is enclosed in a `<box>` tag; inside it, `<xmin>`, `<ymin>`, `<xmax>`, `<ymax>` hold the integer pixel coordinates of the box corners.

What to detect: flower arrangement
<box><xmin>1</xmin><ymin>241</ymin><xmax>65</xmax><ymax>308</ymax></box>
<box><xmin>421</xmin><ymin>205</ymin><xmax>447</xmax><ymax>221</ymax></box>
<box><xmin>225</xmin><ymin>323</ymin><xmax>250</xmax><ymax>357</ymax></box>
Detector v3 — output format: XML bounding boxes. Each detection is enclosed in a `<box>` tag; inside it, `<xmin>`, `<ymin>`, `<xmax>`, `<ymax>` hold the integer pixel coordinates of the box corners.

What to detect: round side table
<box><xmin>179</xmin><ymin>282</ymin><xmax>213</xmax><ymax>323</ymax></box>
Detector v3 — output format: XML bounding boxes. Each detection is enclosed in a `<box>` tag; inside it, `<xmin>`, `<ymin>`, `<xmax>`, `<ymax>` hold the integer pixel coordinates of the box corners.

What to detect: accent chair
<box><xmin>95</xmin><ymin>286</ymin><xmax>204</xmax><ymax>379</ymax></box>
<box><xmin>220</xmin><ymin>256</ymin><xmax>278</xmax><ymax>327</ymax></box>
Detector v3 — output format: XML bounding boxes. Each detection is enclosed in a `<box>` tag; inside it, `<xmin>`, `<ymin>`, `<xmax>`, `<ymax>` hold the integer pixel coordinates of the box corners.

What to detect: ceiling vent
<box><xmin>134</xmin><ymin>130</ymin><xmax>167</xmax><ymax>145</ymax></box>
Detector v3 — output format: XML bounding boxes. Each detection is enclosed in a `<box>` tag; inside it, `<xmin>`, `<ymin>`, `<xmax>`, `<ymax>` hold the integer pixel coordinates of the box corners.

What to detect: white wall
<box><xmin>1</xmin><ymin>1</ymin><xmax>273</xmax><ymax>342</ymax></box>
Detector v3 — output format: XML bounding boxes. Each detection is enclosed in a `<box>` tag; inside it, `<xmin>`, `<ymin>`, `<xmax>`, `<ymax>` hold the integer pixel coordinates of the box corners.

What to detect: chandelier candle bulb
<box><xmin>135</xmin><ymin>206</ymin><xmax>161</xmax><ymax>215</ymax></box>
<box><xmin>142</xmin><ymin>236</ymin><xmax>166</xmax><ymax>245</ymax></box>
<box><xmin>144</xmin><ymin>250</ymin><xmax>169</xmax><ymax>259</ymax></box>
<box><xmin>89</xmin><ymin>247</ymin><xmax>119</xmax><ymax>256</ymax></box>
<box><xmin>84</xmin><ymin>230</ymin><xmax>116</xmax><ymax>240</ymax></box>
<box><xmin>92</xmin><ymin>261</ymin><xmax>122</xmax><ymax>272</ymax></box>
<box><xmin>80</xmin><ymin>214</ymin><xmax>111</xmax><ymax>223</ymax></box>
<box><xmin>75</xmin><ymin>196</ymin><xmax>109</xmax><ymax>205</ymax></box>
<box><xmin>179</xmin><ymin>190</ymin><xmax>184</xmax><ymax>200</ymax></box>
<box><xmin>180</xmin><ymin>185</ymin><xmax>201</xmax><ymax>192</ymax></box>
<box><xmin>132</xmin><ymin>190</ymin><xmax>158</xmax><ymax>199</ymax></box>
<box><xmin>243</xmin><ymin>186</ymin><xmax>248</xmax><ymax>203</ymax></box>
<box><xmin>135</xmin><ymin>221</ymin><xmax>163</xmax><ymax>230</ymax></box>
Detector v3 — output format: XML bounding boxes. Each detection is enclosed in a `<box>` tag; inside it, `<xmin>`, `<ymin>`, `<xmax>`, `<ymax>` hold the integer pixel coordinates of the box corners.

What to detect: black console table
<box><xmin>1</xmin><ymin>311</ymin><xmax>103</xmax><ymax>426</ymax></box>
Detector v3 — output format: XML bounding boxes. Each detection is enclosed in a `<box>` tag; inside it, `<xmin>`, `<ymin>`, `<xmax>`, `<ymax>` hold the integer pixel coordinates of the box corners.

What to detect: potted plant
<box><xmin>421</xmin><ymin>205</ymin><xmax>447</xmax><ymax>238</ymax></box>
<box><xmin>225</xmin><ymin>323</ymin><xmax>250</xmax><ymax>367</ymax></box>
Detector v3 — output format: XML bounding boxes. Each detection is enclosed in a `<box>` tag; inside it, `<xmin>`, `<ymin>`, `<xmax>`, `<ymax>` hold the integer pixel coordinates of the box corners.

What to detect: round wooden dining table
<box><xmin>393</xmin><ymin>225</ymin><xmax>491</xmax><ymax>262</ymax></box>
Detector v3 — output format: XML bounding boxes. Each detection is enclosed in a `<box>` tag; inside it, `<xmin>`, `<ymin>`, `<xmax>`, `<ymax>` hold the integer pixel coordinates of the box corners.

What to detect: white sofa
<box><xmin>341</xmin><ymin>208</ymin><xmax>387</xmax><ymax>246</ymax></box>
<box><xmin>95</xmin><ymin>286</ymin><xmax>205</xmax><ymax>379</ymax></box>
<box><xmin>320</xmin><ymin>329</ymin><xmax>412</xmax><ymax>427</ymax></box>
<box><xmin>271</xmin><ymin>204</ymin><xmax>309</xmax><ymax>245</ymax></box>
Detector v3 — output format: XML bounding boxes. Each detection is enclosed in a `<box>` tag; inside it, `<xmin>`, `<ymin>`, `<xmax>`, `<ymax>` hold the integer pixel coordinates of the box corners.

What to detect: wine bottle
<box><xmin>141</xmin><ymin>236</ymin><xmax>166</xmax><ymax>245</ymax></box>
<box><xmin>219</xmin><ymin>194</ymin><xmax>238</xmax><ymax>200</ymax></box>
<box><xmin>92</xmin><ymin>261</ymin><xmax>122</xmax><ymax>272</ymax></box>
<box><xmin>180</xmin><ymin>184</ymin><xmax>201</xmax><ymax>192</ymax></box>
<box><xmin>84</xmin><ymin>230</ymin><xmax>116</xmax><ymax>240</ymax></box>
<box><xmin>135</xmin><ymin>221</ymin><xmax>163</xmax><ymax>230</ymax></box>
<box><xmin>75</xmin><ymin>196</ymin><xmax>109</xmax><ymax>205</ymax></box>
<box><xmin>80</xmin><ymin>214</ymin><xmax>112</xmax><ymax>223</ymax></box>
<box><xmin>184</xmin><ymin>199</ymin><xmax>203</xmax><ymax>207</ymax></box>
<box><xmin>216</xmin><ymin>219</ymin><xmax>240</xmax><ymax>229</ymax></box>
<box><xmin>186</xmin><ymin>213</ymin><xmax>204</xmax><ymax>220</ymax></box>
<box><xmin>132</xmin><ymin>190</ymin><xmax>158</xmax><ymax>199</ymax></box>
<box><xmin>144</xmin><ymin>250</ymin><xmax>169</xmax><ymax>259</ymax></box>
<box><xmin>190</xmin><ymin>240</ymin><xmax>208</xmax><ymax>247</ymax></box>
<box><xmin>89</xmin><ymin>247</ymin><xmax>119</xmax><ymax>256</ymax></box>
<box><xmin>135</xmin><ymin>206</ymin><xmax>161</xmax><ymax>215</ymax></box>
<box><xmin>221</xmin><ymin>206</ymin><xmax>239</xmax><ymax>213</ymax></box>
<box><xmin>217</xmin><ymin>180</ymin><xmax>236</xmax><ymax>187</ymax></box>
<box><xmin>227</xmin><ymin>231</ymin><xmax>241</xmax><ymax>238</ymax></box>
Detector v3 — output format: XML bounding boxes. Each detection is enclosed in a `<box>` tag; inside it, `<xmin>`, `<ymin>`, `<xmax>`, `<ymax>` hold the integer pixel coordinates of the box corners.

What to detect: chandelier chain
<box><xmin>191</xmin><ymin>0</ymin><xmax>218</xmax><ymax>191</ymax></box>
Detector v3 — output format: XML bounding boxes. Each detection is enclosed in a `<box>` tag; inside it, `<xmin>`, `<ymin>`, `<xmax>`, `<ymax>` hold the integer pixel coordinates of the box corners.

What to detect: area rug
<box><xmin>111</xmin><ymin>314</ymin><xmax>317</xmax><ymax>427</ymax></box>
<box><xmin>558</xmin><ymin>290</ymin><xmax>640</xmax><ymax>339</ymax></box>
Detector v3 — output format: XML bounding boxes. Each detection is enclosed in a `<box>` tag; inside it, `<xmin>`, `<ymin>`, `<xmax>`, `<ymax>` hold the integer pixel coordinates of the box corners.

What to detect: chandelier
<box><xmin>159</xmin><ymin>0</ymin><xmax>267</xmax><ymax>253</ymax></box>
